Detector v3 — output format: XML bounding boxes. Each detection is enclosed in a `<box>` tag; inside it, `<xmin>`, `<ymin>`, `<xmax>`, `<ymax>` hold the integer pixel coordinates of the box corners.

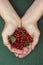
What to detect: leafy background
<box><xmin>0</xmin><ymin>0</ymin><xmax>43</xmax><ymax>65</ymax></box>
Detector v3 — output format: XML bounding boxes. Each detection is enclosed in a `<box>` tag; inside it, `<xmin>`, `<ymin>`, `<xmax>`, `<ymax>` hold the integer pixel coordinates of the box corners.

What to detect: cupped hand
<box><xmin>14</xmin><ymin>0</ymin><xmax>43</xmax><ymax>58</ymax></box>
<box><xmin>2</xmin><ymin>18</ymin><xmax>21</xmax><ymax>52</ymax></box>
<box><xmin>0</xmin><ymin>0</ymin><xmax>26</xmax><ymax>57</ymax></box>
<box><xmin>0</xmin><ymin>0</ymin><xmax>21</xmax><ymax>54</ymax></box>
<box><xmin>15</xmin><ymin>21</ymin><xmax>40</xmax><ymax>58</ymax></box>
<box><xmin>0</xmin><ymin>0</ymin><xmax>43</xmax><ymax>58</ymax></box>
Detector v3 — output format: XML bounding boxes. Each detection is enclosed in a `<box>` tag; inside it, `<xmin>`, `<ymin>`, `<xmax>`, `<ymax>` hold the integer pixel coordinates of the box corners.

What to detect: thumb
<box><xmin>31</xmin><ymin>28</ymin><xmax>40</xmax><ymax>50</ymax></box>
<box><xmin>2</xmin><ymin>22</ymin><xmax>17</xmax><ymax>52</ymax></box>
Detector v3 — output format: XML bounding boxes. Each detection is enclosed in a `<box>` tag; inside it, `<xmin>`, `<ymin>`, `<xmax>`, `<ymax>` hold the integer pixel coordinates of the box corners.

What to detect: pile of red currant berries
<box><xmin>8</xmin><ymin>27</ymin><xmax>33</xmax><ymax>50</ymax></box>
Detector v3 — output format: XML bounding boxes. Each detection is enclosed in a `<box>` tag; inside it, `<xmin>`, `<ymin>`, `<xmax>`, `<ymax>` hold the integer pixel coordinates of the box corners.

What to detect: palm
<box><xmin>14</xmin><ymin>23</ymin><xmax>40</xmax><ymax>58</ymax></box>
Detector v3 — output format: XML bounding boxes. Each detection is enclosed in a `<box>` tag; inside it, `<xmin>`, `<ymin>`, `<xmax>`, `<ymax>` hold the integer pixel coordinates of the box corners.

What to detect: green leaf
<box><xmin>24</xmin><ymin>42</ymin><xmax>30</xmax><ymax>47</ymax></box>
<box><xmin>10</xmin><ymin>36</ymin><xmax>16</xmax><ymax>43</ymax></box>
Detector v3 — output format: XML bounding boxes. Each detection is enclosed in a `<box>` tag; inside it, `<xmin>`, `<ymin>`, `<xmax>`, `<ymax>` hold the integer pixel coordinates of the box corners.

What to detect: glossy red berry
<box><xmin>8</xmin><ymin>27</ymin><xmax>33</xmax><ymax>50</ymax></box>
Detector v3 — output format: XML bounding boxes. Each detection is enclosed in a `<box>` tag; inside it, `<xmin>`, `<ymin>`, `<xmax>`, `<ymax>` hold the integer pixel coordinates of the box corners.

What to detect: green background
<box><xmin>0</xmin><ymin>0</ymin><xmax>43</xmax><ymax>65</ymax></box>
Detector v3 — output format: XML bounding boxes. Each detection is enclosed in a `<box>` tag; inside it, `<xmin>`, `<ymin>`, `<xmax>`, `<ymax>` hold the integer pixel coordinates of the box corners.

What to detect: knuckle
<box><xmin>37</xmin><ymin>31</ymin><xmax>40</xmax><ymax>37</ymax></box>
<box><xmin>38</xmin><ymin>32</ymin><xmax>40</xmax><ymax>36</ymax></box>
<box><xmin>36</xmin><ymin>27</ymin><xmax>40</xmax><ymax>36</ymax></box>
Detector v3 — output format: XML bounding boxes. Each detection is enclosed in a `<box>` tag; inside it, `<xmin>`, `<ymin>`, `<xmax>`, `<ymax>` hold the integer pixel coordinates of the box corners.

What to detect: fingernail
<box><xmin>18</xmin><ymin>55</ymin><xmax>24</xmax><ymax>58</ymax></box>
<box><xmin>32</xmin><ymin>46</ymin><xmax>35</xmax><ymax>50</ymax></box>
<box><xmin>11</xmin><ymin>48</ymin><xmax>15</xmax><ymax>52</ymax></box>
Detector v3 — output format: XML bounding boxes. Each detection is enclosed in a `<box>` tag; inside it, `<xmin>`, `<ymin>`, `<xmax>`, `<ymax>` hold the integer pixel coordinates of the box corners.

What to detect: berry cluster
<box><xmin>8</xmin><ymin>27</ymin><xmax>33</xmax><ymax>50</ymax></box>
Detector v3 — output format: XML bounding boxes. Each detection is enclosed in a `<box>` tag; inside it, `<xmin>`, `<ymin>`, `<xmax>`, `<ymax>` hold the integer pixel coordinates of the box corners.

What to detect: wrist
<box><xmin>35</xmin><ymin>0</ymin><xmax>43</xmax><ymax>6</ymax></box>
<box><xmin>0</xmin><ymin>0</ymin><xmax>8</xmax><ymax>4</ymax></box>
<box><xmin>35</xmin><ymin>0</ymin><xmax>43</xmax><ymax>21</ymax></box>
<box><xmin>22</xmin><ymin>0</ymin><xmax>43</xmax><ymax>24</ymax></box>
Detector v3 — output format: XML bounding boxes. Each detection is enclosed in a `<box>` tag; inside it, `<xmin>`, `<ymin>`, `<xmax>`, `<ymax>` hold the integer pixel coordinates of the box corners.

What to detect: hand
<box><xmin>14</xmin><ymin>22</ymin><xmax>40</xmax><ymax>58</ymax></box>
<box><xmin>0</xmin><ymin>0</ymin><xmax>21</xmax><ymax>53</ymax></box>
<box><xmin>0</xmin><ymin>0</ymin><xmax>25</xmax><ymax>57</ymax></box>
<box><xmin>0</xmin><ymin>0</ymin><xmax>43</xmax><ymax>58</ymax></box>
<box><xmin>2</xmin><ymin>20</ymin><xmax>21</xmax><ymax>52</ymax></box>
<box><xmin>14</xmin><ymin>0</ymin><xmax>43</xmax><ymax>58</ymax></box>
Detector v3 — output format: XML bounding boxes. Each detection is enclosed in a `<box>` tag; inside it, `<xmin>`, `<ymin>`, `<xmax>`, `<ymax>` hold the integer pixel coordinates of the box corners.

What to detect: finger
<box><xmin>24</xmin><ymin>44</ymin><xmax>32</xmax><ymax>56</ymax></box>
<box><xmin>22</xmin><ymin>47</ymin><xmax>29</xmax><ymax>54</ymax></box>
<box><xmin>18</xmin><ymin>47</ymin><xmax>29</xmax><ymax>58</ymax></box>
<box><xmin>14</xmin><ymin>48</ymin><xmax>23</xmax><ymax>54</ymax></box>
<box><xmin>14</xmin><ymin>52</ymin><xmax>23</xmax><ymax>58</ymax></box>
<box><xmin>13</xmin><ymin>47</ymin><xmax>28</xmax><ymax>58</ymax></box>
<box><xmin>14</xmin><ymin>48</ymin><xmax>28</xmax><ymax>58</ymax></box>
<box><xmin>14</xmin><ymin>46</ymin><xmax>29</xmax><ymax>58</ymax></box>
<box><xmin>18</xmin><ymin>44</ymin><xmax>32</xmax><ymax>58</ymax></box>
<box><xmin>14</xmin><ymin>43</ymin><xmax>32</xmax><ymax>58</ymax></box>
<box><xmin>32</xmin><ymin>28</ymin><xmax>40</xmax><ymax>50</ymax></box>
<box><xmin>18</xmin><ymin>45</ymin><xmax>32</xmax><ymax>58</ymax></box>
<box><xmin>14</xmin><ymin>53</ymin><xmax>19</xmax><ymax>57</ymax></box>
<box><xmin>18</xmin><ymin>54</ymin><xmax>25</xmax><ymax>58</ymax></box>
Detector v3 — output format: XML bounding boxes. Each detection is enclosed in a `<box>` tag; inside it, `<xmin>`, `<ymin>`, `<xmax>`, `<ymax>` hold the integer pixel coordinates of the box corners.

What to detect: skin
<box><xmin>18</xmin><ymin>0</ymin><xmax>43</xmax><ymax>58</ymax></box>
<box><xmin>0</xmin><ymin>0</ymin><xmax>43</xmax><ymax>58</ymax></box>
<box><xmin>0</xmin><ymin>0</ymin><xmax>21</xmax><ymax>52</ymax></box>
